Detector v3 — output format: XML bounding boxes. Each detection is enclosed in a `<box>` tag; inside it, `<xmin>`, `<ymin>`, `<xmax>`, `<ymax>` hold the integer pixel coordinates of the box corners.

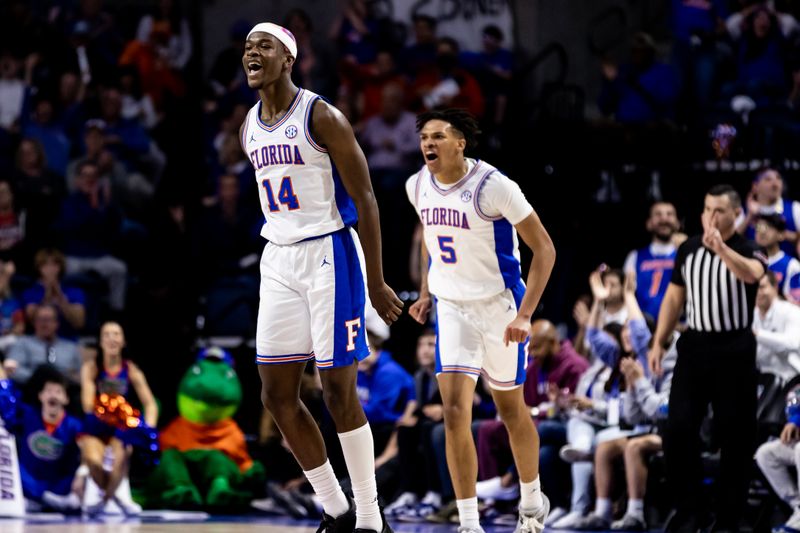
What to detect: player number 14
<box><xmin>262</xmin><ymin>176</ymin><xmax>300</xmax><ymax>212</ymax></box>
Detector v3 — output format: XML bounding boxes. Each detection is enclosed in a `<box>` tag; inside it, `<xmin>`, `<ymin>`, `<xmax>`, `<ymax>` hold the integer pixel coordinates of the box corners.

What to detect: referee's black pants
<box><xmin>664</xmin><ymin>329</ymin><xmax>757</xmax><ymax>528</ymax></box>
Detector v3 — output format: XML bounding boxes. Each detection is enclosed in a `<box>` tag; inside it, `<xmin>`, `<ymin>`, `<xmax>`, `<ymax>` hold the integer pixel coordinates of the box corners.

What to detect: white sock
<box><xmin>627</xmin><ymin>498</ymin><xmax>644</xmax><ymax>519</ymax></box>
<box><xmin>519</xmin><ymin>475</ymin><xmax>544</xmax><ymax>512</ymax></box>
<box><xmin>456</xmin><ymin>497</ymin><xmax>480</xmax><ymax>529</ymax></box>
<box><xmin>596</xmin><ymin>497</ymin><xmax>612</xmax><ymax>520</ymax></box>
<box><xmin>303</xmin><ymin>460</ymin><xmax>350</xmax><ymax>518</ymax></box>
<box><xmin>339</xmin><ymin>424</ymin><xmax>382</xmax><ymax>531</ymax></box>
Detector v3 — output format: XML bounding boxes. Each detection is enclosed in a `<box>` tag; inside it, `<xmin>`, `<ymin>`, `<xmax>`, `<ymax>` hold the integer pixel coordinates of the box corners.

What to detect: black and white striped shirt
<box><xmin>671</xmin><ymin>235</ymin><xmax>767</xmax><ymax>333</ymax></box>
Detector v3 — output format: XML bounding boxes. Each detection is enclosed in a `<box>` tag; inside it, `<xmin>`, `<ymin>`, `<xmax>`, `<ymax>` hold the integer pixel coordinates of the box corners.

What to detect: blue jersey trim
<box><xmin>492</xmin><ymin>219</ymin><xmax>522</xmax><ymax>289</ymax></box>
<box><xmin>332</xmin><ymin>229</ymin><xmax>369</xmax><ymax>366</ymax></box>
<box><xmin>331</xmin><ymin>160</ymin><xmax>359</xmax><ymax>227</ymax></box>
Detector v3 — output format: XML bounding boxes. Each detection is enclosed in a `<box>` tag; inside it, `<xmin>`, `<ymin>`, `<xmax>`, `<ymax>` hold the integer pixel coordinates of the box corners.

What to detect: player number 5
<box><xmin>438</xmin><ymin>236</ymin><xmax>456</xmax><ymax>264</ymax></box>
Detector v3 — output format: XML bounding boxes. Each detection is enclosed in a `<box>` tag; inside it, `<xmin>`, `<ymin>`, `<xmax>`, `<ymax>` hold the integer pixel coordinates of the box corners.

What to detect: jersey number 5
<box><xmin>263</xmin><ymin>177</ymin><xmax>300</xmax><ymax>212</ymax></box>
<box><xmin>437</xmin><ymin>236</ymin><xmax>457</xmax><ymax>264</ymax></box>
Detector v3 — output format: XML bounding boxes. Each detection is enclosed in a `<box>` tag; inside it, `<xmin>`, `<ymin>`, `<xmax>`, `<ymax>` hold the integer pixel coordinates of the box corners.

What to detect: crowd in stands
<box><xmin>3</xmin><ymin>0</ymin><xmax>800</xmax><ymax>529</ymax></box>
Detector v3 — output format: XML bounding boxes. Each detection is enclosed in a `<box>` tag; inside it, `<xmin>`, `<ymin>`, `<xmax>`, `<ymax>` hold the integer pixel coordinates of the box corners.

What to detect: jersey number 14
<box><xmin>263</xmin><ymin>177</ymin><xmax>300</xmax><ymax>212</ymax></box>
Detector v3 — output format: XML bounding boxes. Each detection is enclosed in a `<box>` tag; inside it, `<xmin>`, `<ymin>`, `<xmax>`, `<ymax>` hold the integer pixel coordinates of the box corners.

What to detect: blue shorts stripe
<box><xmin>511</xmin><ymin>280</ymin><xmax>527</xmax><ymax>386</ymax></box>
<box><xmin>332</xmin><ymin>229</ymin><xmax>368</xmax><ymax>367</ymax></box>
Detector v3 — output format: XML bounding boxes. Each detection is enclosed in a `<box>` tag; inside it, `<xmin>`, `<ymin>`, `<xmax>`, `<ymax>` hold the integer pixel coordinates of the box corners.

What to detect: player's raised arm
<box><xmin>310</xmin><ymin>99</ymin><xmax>403</xmax><ymax>324</ymax></box>
<box><xmin>504</xmin><ymin>209</ymin><xmax>556</xmax><ymax>344</ymax></box>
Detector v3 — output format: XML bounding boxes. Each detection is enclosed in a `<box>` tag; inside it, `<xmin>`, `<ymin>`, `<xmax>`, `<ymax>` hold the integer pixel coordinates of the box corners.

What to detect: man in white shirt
<box><xmin>753</xmin><ymin>271</ymin><xmax>800</xmax><ymax>381</ymax></box>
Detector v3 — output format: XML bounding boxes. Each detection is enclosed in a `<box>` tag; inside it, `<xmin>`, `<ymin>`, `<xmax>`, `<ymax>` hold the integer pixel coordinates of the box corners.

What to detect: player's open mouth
<box><xmin>425</xmin><ymin>152</ymin><xmax>438</xmax><ymax>161</ymax></box>
<box><xmin>248</xmin><ymin>63</ymin><xmax>262</xmax><ymax>73</ymax></box>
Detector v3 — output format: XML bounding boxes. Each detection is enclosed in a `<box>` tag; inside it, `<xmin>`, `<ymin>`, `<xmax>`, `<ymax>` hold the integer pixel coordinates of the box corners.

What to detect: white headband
<box><xmin>247</xmin><ymin>22</ymin><xmax>297</xmax><ymax>59</ymax></box>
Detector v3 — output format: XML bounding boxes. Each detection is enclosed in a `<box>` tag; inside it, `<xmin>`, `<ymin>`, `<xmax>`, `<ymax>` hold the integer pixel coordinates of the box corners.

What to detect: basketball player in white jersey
<box><xmin>407</xmin><ymin>109</ymin><xmax>556</xmax><ymax>533</ymax></box>
<box><xmin>239</xmin><ymin>23</ymin><xmax>403</xmax><ymax>533</ymax></box>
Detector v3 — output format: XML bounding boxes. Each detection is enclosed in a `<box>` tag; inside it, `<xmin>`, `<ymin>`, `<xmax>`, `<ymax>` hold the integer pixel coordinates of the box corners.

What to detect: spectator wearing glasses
<box><xmin>3</xmin><ymin>304</ymin><xmax>81</xmax><ymax>386</ymax></box>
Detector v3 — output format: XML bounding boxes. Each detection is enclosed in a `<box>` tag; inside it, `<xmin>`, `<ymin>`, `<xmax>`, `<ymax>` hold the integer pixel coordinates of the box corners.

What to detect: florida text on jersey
<box><xmin>407</xmin><ymin>159</ymin><xmax>530</xmax><ymax>301</ymax></box>
<box><xmin>242</xmin><ymin>89</ymin><xmax>357</xmax><ymax>244</ymax></box>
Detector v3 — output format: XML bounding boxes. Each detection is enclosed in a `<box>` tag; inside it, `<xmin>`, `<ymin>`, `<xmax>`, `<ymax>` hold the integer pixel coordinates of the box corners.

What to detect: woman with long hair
<box><xmin>78</xmin><ymin>321</ymin><xmax>158</xmax><ymax>515</ymax></box>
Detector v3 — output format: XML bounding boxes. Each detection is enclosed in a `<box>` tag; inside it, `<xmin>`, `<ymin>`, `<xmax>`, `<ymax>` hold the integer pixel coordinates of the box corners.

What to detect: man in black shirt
<box><xmin>649</xmin><ymin>184</ymin><xmax>767</xmax><ymax>532</ymax></box>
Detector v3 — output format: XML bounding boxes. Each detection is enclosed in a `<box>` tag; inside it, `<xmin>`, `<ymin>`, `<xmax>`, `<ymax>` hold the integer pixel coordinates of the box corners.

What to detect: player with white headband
<box><xmin>240</xmin><ymin>22</ymin><xmax>402</xmax><ymax>533</ymax></box>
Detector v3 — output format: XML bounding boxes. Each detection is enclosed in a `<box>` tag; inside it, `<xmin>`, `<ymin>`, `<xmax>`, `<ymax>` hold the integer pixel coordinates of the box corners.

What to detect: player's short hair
<box><xmin>707</xmin><ymin>184</ymin><xmax>742</xmax><ymax>209</ymax></box>
<box><xmin>416</xmin><ymin>108</ymin><xmax>481</xmax><ymax>151</ymax></box>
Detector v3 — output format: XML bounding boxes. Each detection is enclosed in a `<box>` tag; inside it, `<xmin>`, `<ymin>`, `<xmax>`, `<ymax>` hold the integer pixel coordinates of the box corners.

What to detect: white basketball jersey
<box><xmin>242</xmin><ymin>89</ymin><xmax>357</xmax><ymax>245</ymax></box>
<box><xmin>409</xmin><ymin>160</ymin><xmax>524</xmax><ymax>301</ymax></box>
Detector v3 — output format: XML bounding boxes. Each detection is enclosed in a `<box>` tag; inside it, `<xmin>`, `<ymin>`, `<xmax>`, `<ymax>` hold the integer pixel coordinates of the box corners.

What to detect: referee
<box><xmin>648</xmin><ymin>184</ymin><xmax>767</xmax><ymax>532</ymax></box>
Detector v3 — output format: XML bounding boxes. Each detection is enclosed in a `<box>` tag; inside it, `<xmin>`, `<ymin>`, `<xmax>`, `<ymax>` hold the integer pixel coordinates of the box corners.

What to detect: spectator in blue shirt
<box><xmin>723</xmin><ymin>5</ymin><xmax>791</xmax><ymax>105</ymax></box>
<box><xmin>22</xmin><ymin>248</ymin><xmax>86</xmax><ymax>339</ymax></box>
<box><xmin>401</xmin><ymin>14</ymin><xmax>438</xmax><ymax>79</ymax></box>
<box><xmin>670</xmin><ymin>0</ymin><xmax>729</xmax><ymax>109</ymax></box>
<box><xmin>54</xmin><ymin>160</ymin><xmax>127</xmax><ymax>312</ymax></box>
<box><xmin>357</xmin><ymin>314</ymin><xmax>415</xmax><ymax>461</ymax></box>
<box><xmin>460</xmin><ymin>25</ymin><xmax>513</xmax><ymax>150</ymax></box>
<box><xmin>22</xmin><ymin>95</ymin><xmax>71</xmax><ymax>177</ymax></box>
<box><xmin>599</xmin><ymin>33</ymin><xmax>681</xmax><ymax>124</ymax></box>
<box><xmin>95</xmin><ymin>86</ymin><xmax>154</xmax><ymax>173</ymax></box>
<box><xmin>357</xmin><ymin>340</ymin><xmax>415</xmax><ymax>427</ymax></box>
<box><xmin>0</xmin><ymin>364</ymin><xmax>83</xmax><ymax>511</ymax></box>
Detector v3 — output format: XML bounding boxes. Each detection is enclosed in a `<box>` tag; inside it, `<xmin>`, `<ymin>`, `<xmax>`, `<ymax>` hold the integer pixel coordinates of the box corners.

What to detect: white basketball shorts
<box><xmin>255</xmin><ymin>227</ymin><xmax>369</xmax><ymax>369</ymax></box>
<box><xmin>434</xmin><ymin>281</ymin><xmax>528</xmax><ymax>390</ymax></box>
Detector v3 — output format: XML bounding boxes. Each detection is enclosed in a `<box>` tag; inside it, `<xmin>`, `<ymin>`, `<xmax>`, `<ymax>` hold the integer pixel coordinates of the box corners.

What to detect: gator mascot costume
<box><xmin>142</xmin><ymin>347</ymin><xmax>265</xmax><ymax>509</ymax></box>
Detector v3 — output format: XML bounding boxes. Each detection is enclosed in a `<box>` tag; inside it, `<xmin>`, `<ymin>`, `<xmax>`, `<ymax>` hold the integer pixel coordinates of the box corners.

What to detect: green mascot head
<box><xmin>177</xmin><ymin>347</ymin><xmax>242</xmax><ymax>424</ymax></box>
